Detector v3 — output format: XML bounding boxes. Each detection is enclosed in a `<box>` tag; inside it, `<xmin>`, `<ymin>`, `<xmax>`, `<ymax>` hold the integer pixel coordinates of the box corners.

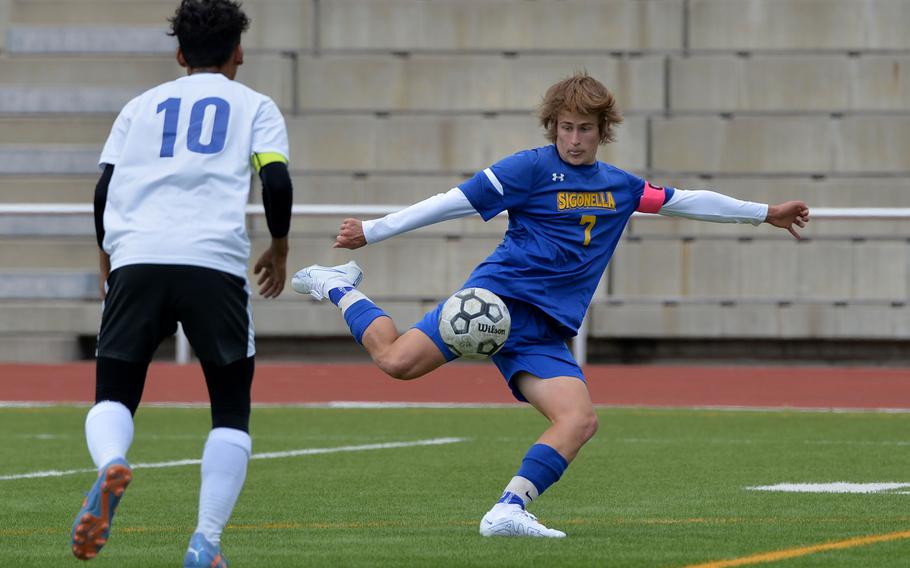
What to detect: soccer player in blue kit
<box><xmin>293</xmin><ymin>73</ymin><xmax>810</xmax><ymax>537</ymax></box>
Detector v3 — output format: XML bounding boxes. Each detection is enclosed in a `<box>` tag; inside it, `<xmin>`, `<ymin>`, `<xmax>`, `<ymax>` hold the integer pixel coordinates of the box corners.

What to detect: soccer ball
<box><xmin>438</xmin><ymin>288</ymin><xmax>511</xmax><ymax>360</ymax></box>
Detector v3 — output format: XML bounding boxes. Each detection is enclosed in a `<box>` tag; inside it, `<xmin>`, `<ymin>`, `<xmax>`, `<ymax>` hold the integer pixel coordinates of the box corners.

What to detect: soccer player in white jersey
<box><xmin>69</xmin><ymin>2</ymin><xmax>292</xmax><ymax>566</ymax></box>
<box><xmin>293</xmin><ymin>73</ymin><xmax>810</xmax><ymax>538</ymax></box>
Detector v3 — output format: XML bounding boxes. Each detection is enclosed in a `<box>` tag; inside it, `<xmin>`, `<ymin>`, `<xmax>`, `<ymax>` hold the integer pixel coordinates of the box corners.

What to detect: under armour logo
<box><xmin>552</xmin><ymin>173</ymin><xmax>565</xmax><ymax>182</ymax></box>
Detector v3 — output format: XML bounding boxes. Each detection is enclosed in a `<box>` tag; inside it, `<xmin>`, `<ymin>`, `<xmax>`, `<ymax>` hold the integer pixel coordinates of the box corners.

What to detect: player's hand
<box><xmin>765</xmin><ymin>201</ymin><xmax>810</xmax><ymax>240</ymax></box>
<box><xmin>254</xmin><ymin>237</ymin><xmax>288</xmax><ymax>298</ymax></box>
<box><xmin>333</xmin><ymin>218</ymin><xmax>367</xmax><ymax>249</ymax></box>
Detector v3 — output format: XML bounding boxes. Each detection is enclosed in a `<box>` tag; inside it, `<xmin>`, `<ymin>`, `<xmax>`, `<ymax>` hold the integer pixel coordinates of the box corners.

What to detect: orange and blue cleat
<box><xmin>70</xmin><ymin>458</ymin><xmax>132</xmax><ymax>560</ymax></box>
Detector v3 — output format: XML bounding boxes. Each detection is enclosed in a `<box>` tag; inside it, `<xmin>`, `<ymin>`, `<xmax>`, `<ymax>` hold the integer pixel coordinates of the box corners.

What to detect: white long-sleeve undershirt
<box><xmin>361</xmin><ymin>186</ymin><xmax>769</xmax><ymax>244</ymax></box>
<box><xmin>362</xmin><ymin>187</ymin><xmax>477</xmax><ymax>244</ymax></box>
<box><xmin>659</xmin><ymin>189</ymin><xmax>768</xmax><ymax>225</ymax></box>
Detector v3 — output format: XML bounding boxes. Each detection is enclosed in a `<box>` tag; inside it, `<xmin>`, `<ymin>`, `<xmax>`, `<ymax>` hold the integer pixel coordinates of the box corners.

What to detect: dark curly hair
<box><xmin>168</xmin><ymin>0</ymin><xmax>250</xmax><ymax>68</ymax></box>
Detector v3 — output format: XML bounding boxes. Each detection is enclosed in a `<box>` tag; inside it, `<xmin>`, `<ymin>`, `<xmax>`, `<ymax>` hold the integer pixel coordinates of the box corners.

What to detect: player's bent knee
<box><xmin>581</xmin><ymin>412</ymin><xmax>599</xmax><ymax>442</ymax></box>
<box><xmin>377</xmin><ymin>359</ymin><xmax>420</xmax><ymax>381</ymax></box>
<box><xmin>562</xmin><ymin>410</ymin><xmax>599</xmax><ymax>444</ymax></box>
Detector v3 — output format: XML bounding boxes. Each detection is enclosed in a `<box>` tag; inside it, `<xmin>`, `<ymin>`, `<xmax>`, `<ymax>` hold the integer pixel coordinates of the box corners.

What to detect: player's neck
<box><xmin>186</xmin><ymin>67</ymin><xmax>236</xmax><ymax>80</ymax></box>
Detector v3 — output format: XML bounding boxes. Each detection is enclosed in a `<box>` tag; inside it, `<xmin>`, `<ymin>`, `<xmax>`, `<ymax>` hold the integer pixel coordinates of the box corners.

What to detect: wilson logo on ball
<box><xmin>438</xmin><ymin>288</ymin><xmax>511</xmax><ymax>360</ymax></box>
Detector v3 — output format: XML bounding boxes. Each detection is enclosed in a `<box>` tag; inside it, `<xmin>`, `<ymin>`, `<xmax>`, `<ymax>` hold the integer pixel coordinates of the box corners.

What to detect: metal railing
<box><xmin>2</xmin><ymin>204</ymin><xmax>910</xmax><ymax>365</ymax></box>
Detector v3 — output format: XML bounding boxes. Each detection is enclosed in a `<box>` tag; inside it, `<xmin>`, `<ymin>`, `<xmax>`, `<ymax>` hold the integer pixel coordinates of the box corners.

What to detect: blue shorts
<box><xmin>413</xmin><ymin>296</ymin><xmax>585</xmax><ymax>402</ymax></box>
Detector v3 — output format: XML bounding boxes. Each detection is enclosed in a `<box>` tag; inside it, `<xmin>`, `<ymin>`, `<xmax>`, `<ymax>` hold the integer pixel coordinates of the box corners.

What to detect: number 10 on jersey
<box><xmin>157</xmin><ymin>97</ymin><xmax>231</xmax><ymax>157</ymax></box>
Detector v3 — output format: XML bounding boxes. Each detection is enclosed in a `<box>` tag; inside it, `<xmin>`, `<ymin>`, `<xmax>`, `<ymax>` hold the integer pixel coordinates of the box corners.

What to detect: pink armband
<box><xmin>636</xmin><ymin>182</ymin><xmax>665</xmax><ymax>213</ymax></box>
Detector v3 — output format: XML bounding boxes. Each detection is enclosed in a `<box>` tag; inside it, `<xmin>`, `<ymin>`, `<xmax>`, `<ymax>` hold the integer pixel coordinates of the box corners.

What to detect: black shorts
<box><xmin>97</xmin><ymin>264</ymin><xmax>253</xmax><ymax>366</ymax></box>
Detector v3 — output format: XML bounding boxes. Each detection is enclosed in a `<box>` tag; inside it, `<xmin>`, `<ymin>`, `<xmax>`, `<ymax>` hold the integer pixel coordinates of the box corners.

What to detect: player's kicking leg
<box><xmin>293</xmin><ymin>261</ymin><xmax>446</xmax><ymax>379</ymax></box>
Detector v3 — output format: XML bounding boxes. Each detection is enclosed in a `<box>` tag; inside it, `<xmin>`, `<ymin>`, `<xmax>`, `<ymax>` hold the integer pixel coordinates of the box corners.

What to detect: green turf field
<box><xmin>1</xmin><ymin>405</ymin><xmax>909</xmax><ymax>567</ymax></box>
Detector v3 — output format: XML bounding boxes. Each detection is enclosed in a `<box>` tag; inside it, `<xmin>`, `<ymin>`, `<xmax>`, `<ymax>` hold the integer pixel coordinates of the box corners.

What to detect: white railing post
<box><xmin>175</xmin><ymin>322</ymin><xmax>191</xmax><ymax>365</ymax></box>
<box><xmin>573</xmin><ymin>310</ymin><xmax>590</xmax><ymax>366</ymax></box>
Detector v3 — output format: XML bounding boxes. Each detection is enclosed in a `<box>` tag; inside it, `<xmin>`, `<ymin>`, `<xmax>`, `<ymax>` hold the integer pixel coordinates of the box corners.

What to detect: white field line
<box><xmin>618</xmin><ymin>438</ymin><xmax>910</xmax><ymax>447</ymax></box>
<box><xmin>0</xmin><ymin>437</ymin><xmax>466</xmax><ymax>481</ymax></box>
<box><xmin>0</xmin><ymin>401</ymin><xmax>523</xmax><ymax>409</ymax></box>
<box><xmin>746</xmin><ymin>482</ymin><xmax>910</xmax><ymax>494</ymax></box>
<box><xmin>4</xmin><ymin>400</ymin><xmax>910</xmax><ymax>413</ymax></box>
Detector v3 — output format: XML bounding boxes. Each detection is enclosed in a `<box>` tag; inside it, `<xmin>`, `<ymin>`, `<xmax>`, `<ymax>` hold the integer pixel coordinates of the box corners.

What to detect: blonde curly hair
<box><xmin>538</xmin><ymin>72</ymin><xmax>623</xmax><ymax>144</ymax></box>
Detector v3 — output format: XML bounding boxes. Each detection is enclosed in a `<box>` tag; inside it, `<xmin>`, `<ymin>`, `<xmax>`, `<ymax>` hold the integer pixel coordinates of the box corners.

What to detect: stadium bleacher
<box><xmin>1</xmin><ymin>0</ymin><xmax>909</xmax><ymax>362</ymax></box>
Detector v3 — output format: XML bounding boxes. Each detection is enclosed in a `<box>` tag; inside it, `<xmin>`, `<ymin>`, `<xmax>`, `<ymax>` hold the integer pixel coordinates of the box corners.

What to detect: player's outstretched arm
<box><xmin>334</xmin><ymin>218</ymin><xmax>366</xmax><ymax>250</ymax></box>
<box><xmin>656</xmin><ymin>189</ymin><xmax>809</xmax><ymax>240</ymax></box>
<box><xmin>336</xmin><ymin>188</ymin><xmax>478</xmax><ymax>250</ymax></box>
<box><xmin>765</xmin><ymin>200</ymin><xmax>810</xmax><ymax>240</ymax></box>
<box><xmin>254</xmin><ymin>237</ymin><xmax>288</xmax><ymax>298</ymax></box>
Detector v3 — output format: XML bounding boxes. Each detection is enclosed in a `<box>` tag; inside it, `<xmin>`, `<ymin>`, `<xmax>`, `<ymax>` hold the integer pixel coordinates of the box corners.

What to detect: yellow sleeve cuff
<box><xmin>251</xmin><ymin>152</ymin><xmax>289</xmax><ymax>173</ymax></box>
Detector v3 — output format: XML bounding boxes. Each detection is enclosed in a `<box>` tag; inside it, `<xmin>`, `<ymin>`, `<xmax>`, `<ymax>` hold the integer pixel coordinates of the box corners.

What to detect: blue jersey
<box><xmin>458</xmin><ymin>145</ymin><xmax>672</xmax><ymax>337</ymax></box>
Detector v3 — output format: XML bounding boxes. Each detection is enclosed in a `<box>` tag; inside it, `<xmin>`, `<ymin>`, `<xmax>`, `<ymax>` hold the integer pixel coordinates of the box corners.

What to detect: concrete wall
<box><xmin>3</xmin><ymin>0</ymin><xmax>910</xmax><ymax>361</ymax></box>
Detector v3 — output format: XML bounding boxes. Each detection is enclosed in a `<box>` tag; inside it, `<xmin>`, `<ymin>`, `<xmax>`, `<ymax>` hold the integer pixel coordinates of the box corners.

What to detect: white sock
<box><xmin>496</xmin><ymin>476</ymin><xmax>539</xmax><ymax>508</ymax></box>
<box><xmin>85</xmin><ymin>401</ymin><xmax>134</xmax><ymax>470</ymax></box>
<box><xmin>504</xmin><ymin>476</ymin><xmax>539</xmax><ymax>502</ymax></box>
<box><xmin>195</xmin><ymin>427</ymin><xmax>252</xmax><ymax>545</ymax></box>
<box><xmin>337</xmin><ymin>289</ymin><xmax>369</xmax><ymax>314</ymax></box>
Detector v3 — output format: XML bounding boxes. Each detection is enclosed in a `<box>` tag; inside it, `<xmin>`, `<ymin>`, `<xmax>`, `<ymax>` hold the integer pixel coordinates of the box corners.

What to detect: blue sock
<box><xmin>328</xmin><ymin>287</ymin><xmax>354</xmax><ymax>306</ymax></box>
<box><xmin>513</xmin><ymin>444</ymin><xmax>568</xmax><ymax>498</ymax></box>
<box><xmin>497</xmin><ymin>491</ymin><xmax>527</xmax><ymax>507</ymax></box>
<box><xmin>331</xmin><ymin>288</ymin><xmax>388</xmax><ymax>344</ymax></box>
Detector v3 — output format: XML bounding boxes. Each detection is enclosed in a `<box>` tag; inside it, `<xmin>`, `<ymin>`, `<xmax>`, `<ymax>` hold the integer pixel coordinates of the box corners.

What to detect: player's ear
<box><xmin>176</xmin><ymin>48</ymin><xmax>187</xmax><ymax>69</ymax></box>
<box><xmin>234</xmin><ymin>44</ymin><xmax>244</xmax><ymax>66</ymax></box>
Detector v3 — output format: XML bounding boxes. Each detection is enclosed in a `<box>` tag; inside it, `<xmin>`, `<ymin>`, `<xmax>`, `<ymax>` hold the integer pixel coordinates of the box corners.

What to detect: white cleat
<box><xmin>291</xmin><ymin>260</ymin><xmax>363</xmax><ymax>301</ymax></box>
<box><xmin>479</xmin><ymin>504</ymin><xmax>566</xmax><ymax>538</ymax></box>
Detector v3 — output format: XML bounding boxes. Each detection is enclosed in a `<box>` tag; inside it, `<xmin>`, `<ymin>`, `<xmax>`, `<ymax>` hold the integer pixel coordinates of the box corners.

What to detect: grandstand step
<box><xmin>0</xmin><ymin>116</ymin><xmax>112</xmax><ymax>144</ymax></box>
<box><xmin>6</xmin><ymin>26</ymin><xmax>174</xmax><ymax>54</ymax></box>
<box><xmin>0</xmin><ymin>54</ymin><xmax>293</xmax><ymax>112</ymax></box>
<box><xmin>320</xmin><ymin>0</ymin><xmax>683</xmax><ymax>51</ymax></box>
<box><xmin>0</xmin><ymin>301</ymin><xmax>99</xmax><ymax>334</ymax></box>
<box><xmin>0</xmin><ymin>271</ymin><xmax>96</xmax><ymax>300</ymax></box>
<box><xmin>7</xmin><ymin>0</ymin><xmax>312</xmax><ymax>51</ymax></box>
<box><xmin>251</xmin><ymin>298</ymin><xmax>430</xmax><ymax>335</ymax></box>
<box><xmin>589</xmin><ymin>301</ymin><xmax>910</xmax><ymax>339</ymax></box>
<box><xmin>610</xmin><ymin>239</ymin><xmax>909</xmax><ymax>302</ymax></box>
<box><xmin>0</xmin><ymin>85</ymin><xmax>141</xmax><ymax>114</ymax></box>
<box><xmin>670</xmin><ymin>55</ymin><xmax>910</xmax><ymax>113</ymax></box>
<box><xmin>651</xmin><ymin>115</ymin><xmax>910</xmax><ymax>175</ymax></box>
<box><xmin>0</xmin><ymin>147</ymin><xmax>98</xmax><ymax>175</ymax></box>
<box><xmin>0</xmin><ymin>176</ymin><xmax>95</xmax><ymax>203</ymax></box>
<box><xmin>297</xmin><ymin>54</ymin><xmax>663</xmax><ymax>113</ymax></box>
<box><xmin>690</xmin><ymin>0</ymin><xmax>910</xmax><ymax>50</ymax></box>
<box><xmin>270</xmin><ymin>235</ymin><xmax>502</xmax><ymax>299</ymax></box>
<box><xmin>10</xmin><ymin>113</ymin><xmax>910</xmax><ymax>176</ymax></box>
<box><xmin>10</xmin><ymin>0</ymin><xmax>184</xmax><ymax>26</ymax></box>
<box><xmin>286</xmin><ymin>114</ymin><xmax>647</xmax><ymax>173</ymax></box>
<box><xmin>0</xmin><ymin>238</ymin><xmax>97</xmax><ymax>267</ymax></box>
<box><xmin>0</xmin><ymin>214</ymin><xmax>94</xmax><ymax>236</ymax></box>
<box><xmin>0</xmin><ymin>115</ymin><xmax>646</xmax><ymax>175</ymax></box>
<box><xmin>0</xmin><ymin>334</ymin><xmax>82</xmax><ymax>362</ymax></box>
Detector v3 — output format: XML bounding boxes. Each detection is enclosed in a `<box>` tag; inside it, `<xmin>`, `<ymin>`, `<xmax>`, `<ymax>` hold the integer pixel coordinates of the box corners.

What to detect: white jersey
<box><xmin>99</xmin><ymin>72</ymin><xmax>289</xmax><ymax>278</ymax></box>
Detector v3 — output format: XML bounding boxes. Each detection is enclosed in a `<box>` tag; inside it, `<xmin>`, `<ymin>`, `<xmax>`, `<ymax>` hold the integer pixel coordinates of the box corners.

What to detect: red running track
<box><xmin>2</xmin><ymin>363</ymin><xmax>910</xmax><ymax>409</ymax></box>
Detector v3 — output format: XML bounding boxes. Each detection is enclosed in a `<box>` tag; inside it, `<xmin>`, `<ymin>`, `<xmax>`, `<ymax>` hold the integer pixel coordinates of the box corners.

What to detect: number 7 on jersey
<box><xmin>579</xmin><ymin>215</ymin><xmax>596</xmax><ymax>246</ymax></box>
